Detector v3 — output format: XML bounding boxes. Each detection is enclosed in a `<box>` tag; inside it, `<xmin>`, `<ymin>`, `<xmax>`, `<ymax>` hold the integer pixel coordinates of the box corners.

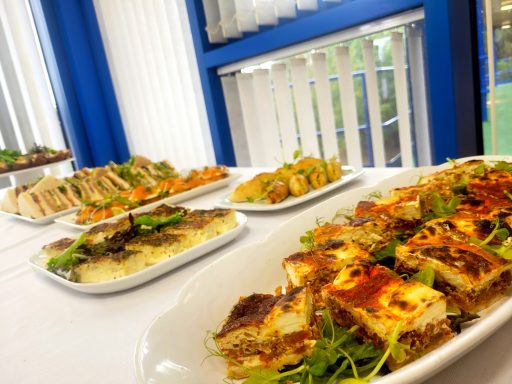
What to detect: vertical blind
<box><xmin>93</xmin><ymin>0</ymin><xmax>215</xmax><ymax>169</ymax></box>
<box><xmin>0</xmin><ymin>0</ymin><xmax>69</xmax><ymax>187</ymax></box>
<box><xmin>204</xmin><ymin>0</ymin><xmax>342</xmax><ymax>43</ymax></box>
<box><xmin>221</xmin><ymin>26</ymin><xmax>430</xmax><ymax>168</ymax></box>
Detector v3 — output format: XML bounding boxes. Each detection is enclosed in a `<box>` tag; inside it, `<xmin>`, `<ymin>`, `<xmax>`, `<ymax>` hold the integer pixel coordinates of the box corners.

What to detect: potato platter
<box><xmin>217</xmin><ymin>155</ymin><xmax>364</xmax><ymax>211</ymax></box>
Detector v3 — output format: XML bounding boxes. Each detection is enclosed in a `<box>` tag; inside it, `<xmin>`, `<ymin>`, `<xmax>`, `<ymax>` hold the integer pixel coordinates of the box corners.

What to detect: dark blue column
<box><xmin>423</xmin><ymin>0</ymin><xmax>483</xmax><ymax>164</ymax></box>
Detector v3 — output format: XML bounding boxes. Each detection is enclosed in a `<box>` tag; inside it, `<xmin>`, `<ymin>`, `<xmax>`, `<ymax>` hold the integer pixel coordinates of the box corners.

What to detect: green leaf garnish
<box><xmin>293</xmin><ymin>149</ymin><xmax>301</xmax><ymax>160</ymax></box>
<box><xmin>47</xmin><ymin>233</ymin><xmax>87</xmax><ymax>272</ymax></box>
<box><xmin>387</xmin><ymin>320</ymin><xmax>410</xmax><ymax>363</ymax></box>
<box><xmin>427</xmin><ymin>194</ymin><xmax>461</xmax><ymax>219</ymax></box>
<box><xmin>375</xmin><ymin>239</ymin><xmax>402</xmax><ymax>261</ymax></box>
<box><xmin>448</xmin><ymin>310</ymin><xmax>480</xmax><ymax>333</ymax></box>
<box><xmin>332</xmin><ymin>207</ymin><xmax>355</xmax><ymax>222</ymax></box>
<box><xmin>412</xmin><ymin>267</ymin><xmax>435</xmax><ymax>287</ymax></box>
<box><xmin>451</xmin><ymin>174</ymin><xmax>469</xmax><ymax>195</ymax></box>
<box><xmin>493</xmin><ymin>161</ymin><xmax>512</xmax><ymax>173</ymax></box>
<box><xmin>133</xmin><ymin>212</ymin><xmax>183</xmax><ymax>228</ymax></box>
<box><xmin>338</xmin><ymin>321</ymin><xmax>408</xmax><ymax>384</ymax></box>
<box><xmin>366</xmin><ymin>191</ymin><xmax>383</xmax><ymax>201</ymax></box>
<box><xmin>206</xmin><ymin>310</ymin><xmax>384</xmax><ymax>383</ymax></box>
<box><xmin>474</xmin><ymin>163</ymin><xmax>486</xmax><ymax>175</ymax></box>
<box><xmin>469</xmin><ymin>219</ymin><xmax>512</xmax><ymax>259</ymax></box>
<box><xmin>0</xmin><ymin>148</ymin><xmax>22</xmax><ymax>164</ymax></box>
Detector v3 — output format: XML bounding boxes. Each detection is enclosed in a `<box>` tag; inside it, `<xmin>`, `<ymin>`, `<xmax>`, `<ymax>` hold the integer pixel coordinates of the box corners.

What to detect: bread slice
<box><xmin>1</xmin><ymin>188</ymin><xmax>19</xmax><ymax>214</ymax></box>
<box><xmin>18</xmin><ymin>192</ymin><xmax>46</xmax><ymax>218</ymax></box>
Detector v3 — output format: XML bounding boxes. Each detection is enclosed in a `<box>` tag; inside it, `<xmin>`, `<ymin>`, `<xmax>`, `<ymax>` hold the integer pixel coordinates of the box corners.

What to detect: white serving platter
<box><xmin>0</xmin><ymin>157</ymin><xmax>74</xmax><ymax>179</ymax></box>
<box><xmin>29</xmin><ymin>211</ymin><xmax>247</xmax><ymax>294</ymax></box>
<box><xmin>216</xmin><ymin>166</ymin><xmax>364</xmax><ymax>211</ymax></box>
<box><xmin>55</xmin><ymin>173</ymin><xmax>241</xmax><ymax>230</ymax></box>
<box><xmin>0</xmin><ymin>206</ymin><xmax>78</xmax><ymax>225</ymax></box>
<box><xmin>134</xmin><ymin>156</ymin><xmax>512</xmax><ymax>384</ymax></box>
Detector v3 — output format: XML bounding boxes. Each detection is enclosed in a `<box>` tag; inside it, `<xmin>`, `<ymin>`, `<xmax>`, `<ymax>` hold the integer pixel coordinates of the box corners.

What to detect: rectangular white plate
<box><xmin>134</xmin><ymin>156</ymin><xmax>512</xmax><ymax>384</ymax></box>
<box><xmin>29</xmin><ymin>211</ymin><xmax>247</xmax><ymax>294</ymax></box>
<box><xmin>216</xmin><ymin>166</ymin><xmax>364</xmax><ymax>211</ymax></box>
<box><xmin>0</xmin><ymin>157</ymin><xmax>74</xmax><ymax>179</ymax></box>
<box><xmin>0</xmin><ymin>206</ymin><xmax>78</xmax><ymax>225</ymax></box>
<box><xmin>55</xmin><ymin>173</ymin><xmax>241</xmax><ymax>230</ymax></box>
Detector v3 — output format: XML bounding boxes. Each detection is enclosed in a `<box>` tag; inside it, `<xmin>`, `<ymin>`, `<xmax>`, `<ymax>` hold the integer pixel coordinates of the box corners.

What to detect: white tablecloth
<box><xmin>1</xmin><ymin>167</ymin><xmax>511</xmax><ymax>384</ymax></box>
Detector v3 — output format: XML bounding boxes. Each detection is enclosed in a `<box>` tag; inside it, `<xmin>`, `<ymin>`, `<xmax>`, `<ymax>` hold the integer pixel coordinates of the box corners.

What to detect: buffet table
<box><xmin>1</xmin><ymin>167</ymin><xmax>511</xmax><ymax>384</ymax></box>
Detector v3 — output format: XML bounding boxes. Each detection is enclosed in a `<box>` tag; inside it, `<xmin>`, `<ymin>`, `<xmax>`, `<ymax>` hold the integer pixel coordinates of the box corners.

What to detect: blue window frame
<box><xmin>186</xmin><ymin>0</ymin><xmax>483</xmax><ymax>166</ymax></box>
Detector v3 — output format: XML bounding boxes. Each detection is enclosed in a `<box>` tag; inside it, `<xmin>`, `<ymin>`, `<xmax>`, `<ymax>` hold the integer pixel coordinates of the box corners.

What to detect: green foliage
<box><xmin>424</xmin><ymin>194</ymin><xmax>461</xmax><ymax>220</ymax></box>
<box><xmin>0</xmin><ymin>148</ymin><xmax>22</xmax><ymax>165</ymax></box>
<box><xmin>375</xmin><ymin>239</ymin><xmax>402</xmax><ymax>262</ymax></box>
<box><xmin>412</xmin><ymin>267</ymin><xmax>435</xmax><ymax>287</ymax></box>
<box><xmin>206</xmin><ymin>312</ymin><xmax>412</xmax><ymax>384</ymax></box>
<box><xmin>494</xmin><ymin>160</ymin><xmax>512</xmax><ymax>173</ymax></box>
<box><xmin>448</xmin><ymin>310</ymin><xmax>480</xmax><ymax>334</ymax></box>
<box><xmin>238</xmin><ymin>311</ymin><xmax>382</xmax><ymax>384</ymax></box>
<box><xmin>47</xmin><ymin>233</ymin><xmax>87</xmax><ymax>272</ymax></box>
<box><xmin>469</xmin><ymin>219</ymin><xmax>512</xmax><ymax>260</ymax></box>
<box><xmin>133</xmin><ymin>212</ymin><xmax>183</xmax><ymax>228</ymax></box>
<box><xmin>300</xmin><ymin>230</ymin><xmax>315</xmax><ymax>251</ymax></box>
<box><xmin>474</xmin><ymin>163</ymin><xmax>486</xmax><ymax>175</ymax></box>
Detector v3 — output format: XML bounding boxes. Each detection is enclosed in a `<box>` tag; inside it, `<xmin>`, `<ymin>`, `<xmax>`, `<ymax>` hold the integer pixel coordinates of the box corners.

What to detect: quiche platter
<box><xmin>135</xmin><ymin>156</ymin><xmax>512</xmax><ymax>384</ymax></box>
<box><xmin>30</xmin><ymin>203</ymin><xmax>247</xmax><ymax>294</ymax></box>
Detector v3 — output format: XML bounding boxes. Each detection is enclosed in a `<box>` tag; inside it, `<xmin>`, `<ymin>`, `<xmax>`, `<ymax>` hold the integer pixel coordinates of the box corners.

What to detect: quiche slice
<box><xmin>313</xmin><ymin>218</ymin><xmax>395</xmax><ymax>253</ymax></box>
<box><xmin>395</xmin><ymin>215</ymin><xmax>512</xmax><ymax>312</ymax></box>
<box><xmin>215</xmin><ymin>286</ymin><xmax>318</xmax><ymax>379</ymax></box>
<box><xmin>41</xmin><ymin>205</ymin><xmax>237</xmax><ymax>283</ymax></box>
<box><xmin>322</xmin><ymin>261</ymin><xmax>453</xmax><ymax>370</ymax></box>
<box><xmin>282</xmin><ymin>240</ymin><xmax>371</xmax><ymax>308</ymax></box>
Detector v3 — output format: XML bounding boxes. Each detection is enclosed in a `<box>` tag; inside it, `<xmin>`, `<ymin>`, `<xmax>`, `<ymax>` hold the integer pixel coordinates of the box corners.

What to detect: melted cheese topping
<box><xmin>324</xmin><ymin>262</ymin><xmax>446</xmax><ymax>340</ymax></box>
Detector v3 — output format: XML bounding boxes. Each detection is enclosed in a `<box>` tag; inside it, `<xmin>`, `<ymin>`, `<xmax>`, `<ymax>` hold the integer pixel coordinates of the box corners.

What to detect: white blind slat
<box><xmin>407</xmin><ymin>26</ymin><xmax>431</xmax><ymax>166</ymax></box>
<box><xmin>95</xmin><ymin>0</ymin><xmax>214</xmax><ymax>169</ymax></box>
<box><xmin>0</xmin><ymin>1</ymin><xmax>33</xmax><ymax>151</ymax></box>
<box><xmin>335</xmin><ymin>46</ymin><xmax>363</xmax><ymax>169</ymax></box>
<box><xmin>218</xmin><ymin>0</ymin><xmax>242</xmax><ymax>39</ymax></box>
<box><xmin>252</xmin><ymin>68</ymin><xmax>282</xmax><ymax>165</ymax></box>
<box><xmin>362</xmin><ymin>39</ymin><xmax>386</xmax><ymax>167</ymax></box>
<box><xmin>173</xmin><ymin>1</ymin><xmax>215</xmax><ymax>166</ymax></box>
<box><xmin>297</xmin><ymin>0</ymin><xmax>318</xmax><ymax>11</ymax></box>
<box><xmin>271</xmin><ymin>63</ymin><xmax>299</xmax><ymax>161</ymax></box>
<box><xmin>202</xmin><ymin>0</ymin><xmax>226</xmax><ymax>43</ymax></box>
<box><xmin>236</xmin><ymin>72</ymin><xmax>267</xmax><ymax>166</ymax></box>
<box><xmin>391</xmin><ymin>32</ymin><xmax>414</xmax><ymax>167</ymax></box>
<box><xmin>0</xmin><ymin>61</ymin><xmax>25</xmax><ymax>151</ymax></box>
<box><xmin>289</xmin><ymin>58</ymin><xmax>320</xmax><ymax>158</ymax></box>
<box><xmin>311</xmin><ymin>52</ymin><xmax>339</xmax><ymax>159</ymax></box>
<box><xmin>254</xmin><ymin>0</ymin><xmax>278</xmax><ymax>26</ymax></box>
<box><xmin>134</xmin><ymin>0</ymin><xmax>168</xmax><ymax>161</ymax></box>
<box><xmin>221</xmin><ymin>75</ymin><xmax>251</xmax><ymax>166</ymax></box>
<box><xmin>94</xmin><ymin>0</ymin><xmax>136</xmax><ymax>153</ymax></box>
<box><xmin>235</xmin><ymin>0</ymin><xmax>258</xmax><ymax>32</ymax></box>
<box><xmin>6</xmin><ymin>1</ymin><xmax>64</xmax><ymax>151</ymax></box>
<box><xmin>275</xmin><ymin>0</ymin><xmax>296</xmax><ymax>18</ymax></box>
